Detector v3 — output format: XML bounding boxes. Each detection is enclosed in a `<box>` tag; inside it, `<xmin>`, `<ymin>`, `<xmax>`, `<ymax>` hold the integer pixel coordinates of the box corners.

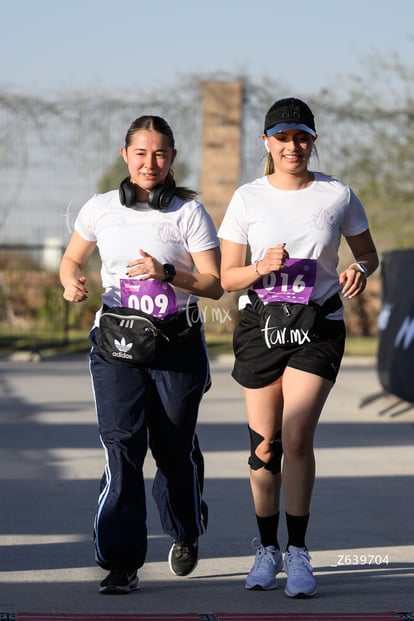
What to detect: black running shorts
<box><xmin>232</xmin><ymin>302</ymin><xmax>346</xmax><ymax>389</ymax></box>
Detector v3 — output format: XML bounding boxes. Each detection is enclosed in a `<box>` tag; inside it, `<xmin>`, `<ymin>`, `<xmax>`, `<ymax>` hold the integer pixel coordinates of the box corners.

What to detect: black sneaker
<box><xmin>99</xmin><ymin>568</ymin><xmax>139</xmax><ymax>594</ymax></box>
<box><xmin>168</xmin><ymin>540</ymin><xmax>198</xmax><ymax>576</ymax></box>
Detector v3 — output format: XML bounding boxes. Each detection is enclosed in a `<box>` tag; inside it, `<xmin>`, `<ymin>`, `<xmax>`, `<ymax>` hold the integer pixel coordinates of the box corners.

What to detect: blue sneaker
<box><xmin>245</xmin><ymin>539</ymin><xmax>283</xmax><ymax>590</ymax></box>
<box><xmin>284</xmin><ymin>545</ymin><xmax>317</xmax><ymax>597</ymax></box>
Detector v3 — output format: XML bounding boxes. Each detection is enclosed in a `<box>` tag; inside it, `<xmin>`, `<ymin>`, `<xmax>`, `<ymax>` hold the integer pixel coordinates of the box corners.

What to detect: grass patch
<box><xmin>0</xmin><ymin>330</ymin><xmax>89</xmax><ymax>357</ymax></box>
<box><xmin>206</xmin><ymin>334</ymin><xmax>233</xmax><ymax>356</ymax></box>
<box><xmin>1</xmin><ymin>330</ymin><xmax>378</xmax><ymax>359</ymax></box>
<box><xmin>344</xmin><ymin>336</ymin><xmax>378</xmax><ymax>357</ymax></box>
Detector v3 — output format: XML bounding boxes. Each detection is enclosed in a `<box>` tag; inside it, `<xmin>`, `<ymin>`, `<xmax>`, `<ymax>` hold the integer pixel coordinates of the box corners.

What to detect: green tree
<box><xmin>315</xmin><ymin>50</ymin><xmax>414</xmax><ymax>252</ymax></box>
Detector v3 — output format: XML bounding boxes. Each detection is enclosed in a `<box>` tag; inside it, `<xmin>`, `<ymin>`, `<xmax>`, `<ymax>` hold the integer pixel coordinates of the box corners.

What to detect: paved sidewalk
<box><xmin>0</xmin><ymin>353</ymin><xmax>413</xmax><ymax>616</ymax></box>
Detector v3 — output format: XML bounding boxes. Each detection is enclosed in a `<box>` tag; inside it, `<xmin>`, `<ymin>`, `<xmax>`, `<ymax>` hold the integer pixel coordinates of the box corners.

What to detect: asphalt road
<box><xmin>0</xmin><ymin>353</ymin><xmax>413</xmax><ymax>616</ymax></box>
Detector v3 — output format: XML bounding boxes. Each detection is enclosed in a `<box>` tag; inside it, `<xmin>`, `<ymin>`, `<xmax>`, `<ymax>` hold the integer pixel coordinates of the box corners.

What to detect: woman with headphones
<box><xmin>60</xmin><ymin>115</ymin><xmax>222</xmax><ymax>594</ymax></box>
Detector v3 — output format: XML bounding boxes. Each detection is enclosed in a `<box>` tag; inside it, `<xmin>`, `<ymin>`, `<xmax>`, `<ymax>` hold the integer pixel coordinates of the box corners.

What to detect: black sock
<box><xmin>256</xmin><ymin>513</ymin><xmax>280</xmax><ymax>549</ymax></box>
<box><xmin>286</xmin><ymin>512</ymin><xmax>309</xmax><ymax>549</ymax></box>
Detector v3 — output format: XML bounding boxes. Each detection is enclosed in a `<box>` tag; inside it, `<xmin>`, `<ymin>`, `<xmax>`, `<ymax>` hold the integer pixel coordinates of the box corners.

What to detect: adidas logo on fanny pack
<box><xmin>112</xmin><ymin>336</ymin><xmax>133</xmax><ymax>359</ymax></box>
<box><xmin>110</xmin><ymin>318</ymin><xmax>143</xmax><ymax>360</ymax></box>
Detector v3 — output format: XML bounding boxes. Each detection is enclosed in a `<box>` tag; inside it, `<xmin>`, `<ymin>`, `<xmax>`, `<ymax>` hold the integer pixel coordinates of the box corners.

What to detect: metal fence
<box><xmin>1</xmin><ymin>78</ymin><xmax>372</xmax><ymax>247</ymax></box>
<box><xmin>1</xmin><ymin>75</ymin><xmax>408</xmax><ymax>351</ymax></box>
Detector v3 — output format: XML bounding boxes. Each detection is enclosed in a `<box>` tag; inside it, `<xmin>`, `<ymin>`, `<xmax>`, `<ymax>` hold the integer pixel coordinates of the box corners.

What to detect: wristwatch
<box><xmin>162</xmin><ymin>263</ymin><xmax>176</xmax><ymax>283</ymax></box>
<box><xmin>353</xmin><ymin>262</ymin><xmax>369</xmax><ymax>276</ymax></box>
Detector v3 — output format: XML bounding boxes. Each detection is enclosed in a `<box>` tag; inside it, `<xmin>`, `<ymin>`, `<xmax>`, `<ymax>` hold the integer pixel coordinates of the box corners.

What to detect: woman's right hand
<box><xmin>257</xmin><ymin>243</ymin><xmax>289</xmax><ymax>275</ymax></box>
<box><xmin>60</xmin><ymin>233</ymin><xmax>96</xmax><ymax>302</ymax></box>
<box><xmin>63</xmin><ymin>276</ymin><xmax>88</xmax><ymax>302</ymax></box>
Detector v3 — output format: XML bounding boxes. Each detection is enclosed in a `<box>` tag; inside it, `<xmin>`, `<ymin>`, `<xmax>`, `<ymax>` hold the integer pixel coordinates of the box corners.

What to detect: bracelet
<box><xmin>254</xmin><ymin>260</ymin><xmax>261</xmax><ymax>275</ymax></box>
<box><xmin>349</xmin><ymin>262</ymin><xmax>368</xmax><ymax>276</ymax></box>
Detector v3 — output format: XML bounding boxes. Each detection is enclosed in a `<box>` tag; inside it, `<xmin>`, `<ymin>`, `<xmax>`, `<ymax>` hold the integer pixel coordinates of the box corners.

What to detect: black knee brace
<box><xmin>248</xmin><ymin>426</ymin><xmax>283</xmax><ymax>474</ymax></box>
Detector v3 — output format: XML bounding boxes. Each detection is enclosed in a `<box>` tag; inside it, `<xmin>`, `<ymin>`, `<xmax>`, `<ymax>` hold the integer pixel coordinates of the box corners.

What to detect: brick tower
<box><xmin>200</xmin><ymin>81</ymin><xmax>243</xmax><ymax>227</ymax></box>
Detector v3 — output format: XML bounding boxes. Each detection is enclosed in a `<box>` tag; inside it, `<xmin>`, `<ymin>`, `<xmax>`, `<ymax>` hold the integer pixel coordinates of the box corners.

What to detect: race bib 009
<box><xmin>120</xmin><ymin>278</ymin><xmax>178</xmax><ymax>319</ymax></box>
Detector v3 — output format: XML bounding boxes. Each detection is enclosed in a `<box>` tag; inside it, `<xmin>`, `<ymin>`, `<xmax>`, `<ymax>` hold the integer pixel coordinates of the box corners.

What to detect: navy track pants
<box><xmin>89</xmin><ymin>326</ymin><xmax>210</xmax><ymax>571</ymax></box>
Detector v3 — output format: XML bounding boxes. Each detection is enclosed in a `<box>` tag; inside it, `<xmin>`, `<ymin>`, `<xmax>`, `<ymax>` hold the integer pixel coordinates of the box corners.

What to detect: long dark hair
<box><xmin>125</xmin><ymin>115</ymin><xmax>198</xmax><ymax>201</ymax></box>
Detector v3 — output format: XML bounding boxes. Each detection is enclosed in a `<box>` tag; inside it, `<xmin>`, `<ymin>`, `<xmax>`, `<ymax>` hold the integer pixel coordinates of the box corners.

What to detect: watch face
<box><xmin>163</xmin><ymin>264</ymin><xmax>176</xmax><ymax>282</ymax></box>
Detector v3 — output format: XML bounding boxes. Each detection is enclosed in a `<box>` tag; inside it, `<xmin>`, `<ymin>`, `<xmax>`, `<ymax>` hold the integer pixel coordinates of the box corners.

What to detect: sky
<box><xmin>1</xmin><ymin>0</ymin><xmax>413</xmax><ymax>98</ymax></box>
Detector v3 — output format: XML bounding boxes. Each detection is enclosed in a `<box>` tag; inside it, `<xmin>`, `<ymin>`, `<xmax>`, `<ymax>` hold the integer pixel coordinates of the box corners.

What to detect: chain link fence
<box><xmin>2</xmin><ymin>74</ymin><xmax>409</xmax><ymax>353</ymax></box>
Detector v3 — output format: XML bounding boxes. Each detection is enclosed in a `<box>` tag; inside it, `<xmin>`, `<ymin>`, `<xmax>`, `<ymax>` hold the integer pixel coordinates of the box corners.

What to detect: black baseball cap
<box><xmin>264</xmin><ymin>97</ymin><xmax>317</xmax><ymax>138</ymax></box>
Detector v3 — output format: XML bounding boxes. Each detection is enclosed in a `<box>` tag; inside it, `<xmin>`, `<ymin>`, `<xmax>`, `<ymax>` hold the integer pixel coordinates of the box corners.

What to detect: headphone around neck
<box><xmin>119</xmin><ymin>177</ymin><xmax>176</xmax><ymax>210</ymax></box>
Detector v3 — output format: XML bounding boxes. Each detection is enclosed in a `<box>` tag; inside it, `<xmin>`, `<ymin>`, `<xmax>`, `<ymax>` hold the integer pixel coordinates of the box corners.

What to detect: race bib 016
<box><xmin>252</xmin><ymin>258</ymin><xmax>317</xmax><ymax>305</ymax></box>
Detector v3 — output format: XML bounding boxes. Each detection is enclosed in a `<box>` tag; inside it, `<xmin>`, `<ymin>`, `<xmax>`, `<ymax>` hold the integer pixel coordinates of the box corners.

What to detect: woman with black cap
<box><xmin>218</xmin><ymin>97</ymin><xmax>378</xmax><ymax>598</ymax></box>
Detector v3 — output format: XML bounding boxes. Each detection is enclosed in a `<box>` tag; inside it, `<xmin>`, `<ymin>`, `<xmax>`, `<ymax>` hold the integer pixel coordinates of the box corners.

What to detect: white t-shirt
<box><xmin>75</xmin><ymin>190</ymin><xmax>219</xmax><ymax>323</ymax></box>
<box><xmin>217</xmin><ymin>172</ymin><xmax>369</xmax><ymax>318</ymax></box>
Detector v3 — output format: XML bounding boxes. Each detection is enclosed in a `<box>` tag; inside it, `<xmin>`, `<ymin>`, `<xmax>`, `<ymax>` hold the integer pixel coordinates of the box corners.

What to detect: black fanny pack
<box><xmin>248</xmin><ymin>291</ymin><xmax>342</xmax><ymax>348</ymax></box>
<box><xmin>97</xmin><ymin>304</ymin><xmax>200</xmax><ymax>364</ymax></box>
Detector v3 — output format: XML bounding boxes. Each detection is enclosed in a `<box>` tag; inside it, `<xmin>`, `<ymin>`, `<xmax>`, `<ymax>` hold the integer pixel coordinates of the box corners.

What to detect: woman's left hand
<box><xmin>126</xmin><ymin>250</ymin><xmax>163</xmax><ymax>280</ymax></box>
<box><xmin>338</xmin><ymin>266</ymin><xmax>367</xmax><ymax>299</ymax></box>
